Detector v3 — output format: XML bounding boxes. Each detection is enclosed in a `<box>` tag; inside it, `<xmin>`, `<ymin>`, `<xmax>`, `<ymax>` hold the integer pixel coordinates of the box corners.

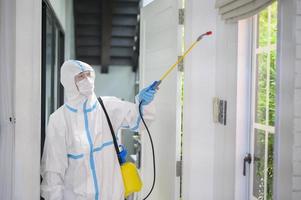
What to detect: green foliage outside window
<box><xmin>253</xmin><ymin>2</ymin><xmax>277</xmax><ymax>200</ymax></box>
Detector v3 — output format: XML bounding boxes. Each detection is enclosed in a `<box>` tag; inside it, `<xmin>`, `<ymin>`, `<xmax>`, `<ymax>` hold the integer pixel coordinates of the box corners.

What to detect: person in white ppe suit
<box><xmin>41</xmin><ymin>60</ymin><xmax>156</xmax><ymax>200</ymax></box>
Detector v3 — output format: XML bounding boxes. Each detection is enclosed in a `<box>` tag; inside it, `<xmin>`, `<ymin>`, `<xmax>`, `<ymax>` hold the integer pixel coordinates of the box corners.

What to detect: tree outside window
<box><xmin>252</xmin><ymin>2</ymin><xmax>277</xmax><ymax>200</ymax></box>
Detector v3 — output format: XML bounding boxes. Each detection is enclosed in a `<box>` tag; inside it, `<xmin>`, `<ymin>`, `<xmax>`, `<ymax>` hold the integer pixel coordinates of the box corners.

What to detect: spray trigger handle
<box><xmin>118</xmin><ymin>145</ymin><xmax>127</xmax><ymax>164</ymax></box>
<box><xmin>148</xmin><ymin>80</ymin><xmax>161</xmax><ymax>91</ymax></box>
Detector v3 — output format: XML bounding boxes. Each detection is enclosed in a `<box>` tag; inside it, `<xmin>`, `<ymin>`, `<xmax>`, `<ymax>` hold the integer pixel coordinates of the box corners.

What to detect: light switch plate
<box><xmin>212</xmin><ymin>97</ymin><xmax>220</xmax><ymax>123</ymax></box>
<box><xmin>212</xmin><ymin>97</ymin><xmax>227</xmax><ymax>125</ymax></box>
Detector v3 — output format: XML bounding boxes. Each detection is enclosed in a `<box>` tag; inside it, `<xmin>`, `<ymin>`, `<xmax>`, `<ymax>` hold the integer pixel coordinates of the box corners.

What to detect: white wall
<box><xmin>272</xmin><ymin>0</ymin><xmax>296</xmax><ymax>199</ymax></box>
<box><xmin>12</xmin><ymin>0</ymin><xmax>74</xmax><ymax>199</ymax></box>
<box><xmin>0</xmin><ymin>0</ymin><xmax>15</xmax><ymax>199</ymax></box>
<box><xmin>14</xmin><ymin>0</ymin><xmax>41</xmax><ymax>199</ymax></box>
<box><xmin>292</xmin><ymin>0</ymin><xmax>301</xmax><ymax>199</ymax></box>
<box><xmin>182</xmin><ymin>0</ymin><xmax>217</xmax><ymax>199</ymax></box>
<box><xmin>213</xmin><ymin>17</ymin><xmax>238</xmax><ymax>200</ymax></box>
<box><xmin>93</xmin><ymin>66</ymin><xmax>136</xmax><ymax>102</ymax></box>
<box><xmin>182</xmin><ymin>0</ymin><xmax>249</xmax><ymax>199</ymax></box>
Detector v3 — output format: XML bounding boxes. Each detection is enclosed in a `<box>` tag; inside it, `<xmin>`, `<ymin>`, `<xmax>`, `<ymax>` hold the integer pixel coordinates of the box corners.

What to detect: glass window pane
<box><xmin>270</xmin><ymin>2</ymin><xmax>278</xmax><ymax>45</ymax></box>
<box><xmin>53</xmin><ymin>29</ymin><xmax>59</xmax><ymax>110</ymax></box>
<box><xmin>41</xmin><ymin>2</ymin><xmax>65</xmax><ymax>158</ymax></box>
<box><xmin>252</xmin><ymin>2</ymin><xmax>277</xmax><ymax>200</ymax></box>
<box><xmin>267</xmin><ymin>133</ymin><xmax>274</xmax><ymax>200</ymax></box>
<box><xmin>269</xmin><ymin>50</ymin><xmax>276</xmax><ymax>126</ymax></box>
<box><xmin>255</xmin><ymin>53</ymin><xmax>268</xmax><ymax>124</ymax></box>
<box><xmin>253</xmin><ymin>129</ymin><xmax>266</xmax><ymax>200</ymax></box>
<box><xmin>257</xmin><ymin>9</ymin><xmax>269</xmax><ymax>48</ymax></box>
<box><xmin>45</xmin><ymin>13</ymin><xmax>54</xmax><ymax>125</ymax></box>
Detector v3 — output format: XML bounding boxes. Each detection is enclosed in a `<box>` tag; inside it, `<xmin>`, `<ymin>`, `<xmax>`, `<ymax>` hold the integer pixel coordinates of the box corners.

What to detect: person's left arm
<box><xmin>119</xmin><ymin>97</ymin><xmax>155</xmax><ymax>132</ymax></box>
<box><xmin>102</xmin><ymin>84</ymin><xmax>156</xmax><ymax>132</ymax></box>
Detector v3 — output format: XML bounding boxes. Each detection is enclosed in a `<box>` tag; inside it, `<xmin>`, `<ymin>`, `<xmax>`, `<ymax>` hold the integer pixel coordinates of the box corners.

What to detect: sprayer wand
<box><xmin>148</xmin><ymin>31</ymin><xmax>213</xmax><ymax>90</ymax></box>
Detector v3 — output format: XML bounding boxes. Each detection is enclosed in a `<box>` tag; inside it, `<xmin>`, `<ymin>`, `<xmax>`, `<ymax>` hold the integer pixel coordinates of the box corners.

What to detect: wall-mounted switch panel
<box><xmin>212</xmin><ymin>97</ymin><xmax>227</xmax><ymax>125</ymax></box>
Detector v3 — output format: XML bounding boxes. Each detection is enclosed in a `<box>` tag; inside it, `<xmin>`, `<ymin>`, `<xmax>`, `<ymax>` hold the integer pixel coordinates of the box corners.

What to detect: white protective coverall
<box><xmin>41</xmin><ymin>60</ymin><xmax>155</xmax><ymax>200</ymax></box>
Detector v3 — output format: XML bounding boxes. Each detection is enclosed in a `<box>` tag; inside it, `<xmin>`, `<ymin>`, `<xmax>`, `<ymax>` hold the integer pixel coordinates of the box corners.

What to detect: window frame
<box><xmin>249</xmin><ymin>3</ymin><xmax>277</xmax><ymax>200</ymax></box>
<box><xmin>41</xmin><ymin>0</ymin><xmax>65</xmax><ymax>157</ymax></box>
<box><xmin>236</xmin><ymin>1</ymin><xmax>294</xmax><ymax>199</ymax></box>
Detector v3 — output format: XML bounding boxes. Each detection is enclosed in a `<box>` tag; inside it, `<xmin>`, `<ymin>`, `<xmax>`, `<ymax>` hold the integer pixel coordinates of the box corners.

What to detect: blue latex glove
<box><xmin>138</xmin><ymin>81</ymin><xmax>157</xmax><ymax>105</ymax></box>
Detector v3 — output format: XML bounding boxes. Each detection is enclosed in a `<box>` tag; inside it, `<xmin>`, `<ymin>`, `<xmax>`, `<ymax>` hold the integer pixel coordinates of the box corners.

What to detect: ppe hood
<box><xmin>60</xmin><ymin>60</ymin><xmax>95</xmax><ymax>105</ymax></box>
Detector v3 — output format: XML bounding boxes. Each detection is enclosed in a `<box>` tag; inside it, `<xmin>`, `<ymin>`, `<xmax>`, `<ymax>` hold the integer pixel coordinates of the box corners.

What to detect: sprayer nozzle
<box><xmin>197</xmin><ymin>31</ymin><xmax>213</xmax><ymax>41</ymax></box>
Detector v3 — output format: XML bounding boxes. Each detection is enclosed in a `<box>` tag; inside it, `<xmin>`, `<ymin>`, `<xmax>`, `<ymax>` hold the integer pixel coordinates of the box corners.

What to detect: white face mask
<box><xmin>76</xmin><ymin>77</ymin><xmax>94</xmax><ymax>97</ymax></box>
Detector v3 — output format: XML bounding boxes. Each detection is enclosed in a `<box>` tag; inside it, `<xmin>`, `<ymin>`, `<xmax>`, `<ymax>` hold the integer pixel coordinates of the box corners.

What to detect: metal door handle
<box><xmin>243</xmin><ymin>153</ymin><xmax>252</xmax><ymax>176</ymax></box>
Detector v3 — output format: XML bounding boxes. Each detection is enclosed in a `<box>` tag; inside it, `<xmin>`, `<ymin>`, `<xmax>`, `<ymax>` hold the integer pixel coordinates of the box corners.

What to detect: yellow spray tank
<box><xmin>121</xmin><ymin>162</ymin><xmax>143</xmax><ymax>197</ymax></box>
<box><xmin>118</xmin><ymin>145</ymin><xmax>143</xmax><ymax>197</ymax></box>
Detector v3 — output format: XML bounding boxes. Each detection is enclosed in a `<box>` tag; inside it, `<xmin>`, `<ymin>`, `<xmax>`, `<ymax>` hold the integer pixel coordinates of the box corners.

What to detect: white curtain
<box><xmin>0</xmin><ymin>0</ymin><xmax>15</xmax><ymax>199</ymax></box>
<box><xmin>216</xmin><ymin>0</ymin><xmax>276</xmax><ymax>22</ymax></box>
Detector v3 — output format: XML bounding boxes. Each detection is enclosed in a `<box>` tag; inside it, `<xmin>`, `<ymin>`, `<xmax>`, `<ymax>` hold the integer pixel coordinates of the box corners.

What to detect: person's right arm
<box><xmin>41</xmin><ymin>114</ymin><xmax>68</xmax><ymax>200</ymax></box>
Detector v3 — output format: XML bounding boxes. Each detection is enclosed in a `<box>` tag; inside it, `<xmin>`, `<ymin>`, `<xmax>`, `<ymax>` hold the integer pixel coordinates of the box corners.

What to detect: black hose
<box><xmin>139</xmin><ymin>101</ymin><xmax>156</xmax><ymax>200</ymax></box>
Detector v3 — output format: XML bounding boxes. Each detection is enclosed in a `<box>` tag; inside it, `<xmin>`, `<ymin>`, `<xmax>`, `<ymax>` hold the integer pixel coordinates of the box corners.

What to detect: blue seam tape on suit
<box><xmin>83</xmin><ymin>100</ymin><xmax>99</xmax><ymax>200</ymax></box>
<box><xmin>93</xmin><ymin>141</ymin><xmax>114</xmax><ymax>152</ymax></box>
<box><xmin>73</xmin><ymin>60</ymin><xmax>85</xmax><ymax>72</ymax></box>
<box><xmin>73</xmin><ymin>59</ymin><xmax>94</xmax><ymax>72</ymax></box>
<box><xmin>65</xmin><ymin>104</ymin><xmax>78</xmax><ymax>113</ymax></box>
<box><xmin>65</xmin><ymin>101</ymin><xmax>97</xmax><ymax>113</ymax></box>
<box><xmin>67</xmin><ymin>153</ymin><xmax>84</xmax><ymax>159</ymax></box>
<box><xmin>85</xmin><ymin>101</ymin><xmax>98</xmax><ymax>112</ymax></box>
<box><xmin>67</xmin><ymin>140</ymin><xmax>113</xmax><ymax>159</ymax></box>
<box><xmin>130</xmin><ymin>106</ymin><xmax>144</xmax><ymax>131</ymax></box>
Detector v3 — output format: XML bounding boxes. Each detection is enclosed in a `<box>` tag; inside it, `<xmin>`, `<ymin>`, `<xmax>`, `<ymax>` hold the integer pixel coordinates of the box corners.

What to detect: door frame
<box><xmin>236</xmin><ymin>18</ymin><xmax>254</xmax><ymax>200</ymax></box>
<box><xmin>236</xmin><ymin>1</ymin><xmax>296</xmax><ymax>199</ymax></box>
<box><xmin>273</xmin><ymin>0</ymin><xmax>295</xmax><ymax>199</ymax></box>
